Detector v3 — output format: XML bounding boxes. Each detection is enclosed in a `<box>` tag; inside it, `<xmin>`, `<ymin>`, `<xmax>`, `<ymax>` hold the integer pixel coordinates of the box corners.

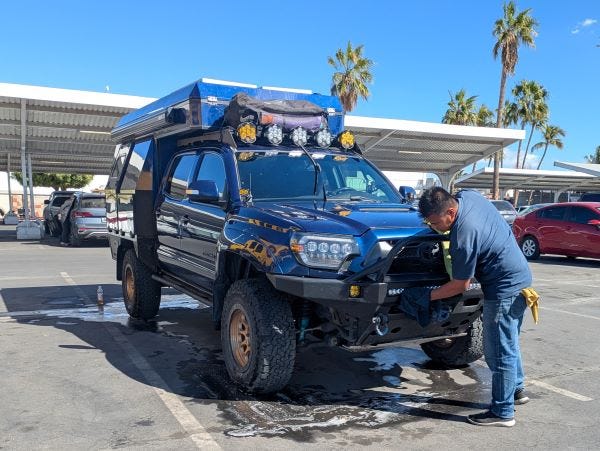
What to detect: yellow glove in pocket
<box><xmin>521</xmin><ymin>287</ymin><xmax>540</xmax><ymax>324</ymax></box>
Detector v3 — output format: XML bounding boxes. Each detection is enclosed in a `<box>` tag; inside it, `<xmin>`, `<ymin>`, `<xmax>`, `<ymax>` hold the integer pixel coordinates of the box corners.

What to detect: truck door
<box><xmin>179</xmin><ymin>151</ymin><xmax>228</xmax><ymax>290</ymax></box>
<box><xmin>156</xmin><ymin>153</ymin><xmax>198</xmax><ymax>276</ymax></box>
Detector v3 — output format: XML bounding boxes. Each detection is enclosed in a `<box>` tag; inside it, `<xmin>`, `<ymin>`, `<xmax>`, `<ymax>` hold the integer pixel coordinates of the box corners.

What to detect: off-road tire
<box><xmin>221</xmin><ymin>279</ymin><xmax>296</xmax><ymax>393</ymax></box>
<box><xmin>122</xmin><ymin>249</ymin><xmax>161</xmax><ymax>320</ymax></box>
<box><xmin>520</xmin><ymin>235</ymin><xmax>540</xmax><ymax>260</ymax></box>
<box><xmin>420</xmin><ymin>316</ymin><xmax>483</xmax><ymax>367</ymax></box>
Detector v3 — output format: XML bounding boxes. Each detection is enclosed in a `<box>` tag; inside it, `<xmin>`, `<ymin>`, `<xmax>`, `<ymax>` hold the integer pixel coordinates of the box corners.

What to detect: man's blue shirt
<box><xmin>450</xmin><ymin>190</ymin><xmax>532</xmax><ymax>300</ymax></box>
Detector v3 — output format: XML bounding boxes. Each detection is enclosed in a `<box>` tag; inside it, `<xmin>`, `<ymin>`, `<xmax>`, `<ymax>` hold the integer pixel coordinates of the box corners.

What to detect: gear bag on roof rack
<box><xmin>224</xmin><ymin>92</ymin><xmax>327</xmax><ymax>132</ymax></box>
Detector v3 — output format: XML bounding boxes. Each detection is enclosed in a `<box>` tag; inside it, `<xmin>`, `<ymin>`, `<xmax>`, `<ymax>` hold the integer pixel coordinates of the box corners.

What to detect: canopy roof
<box><xmin>554</xmin><ymin>161</ymin><xmax>600</xmax><ymax>178</ymax></box>
<box><xmin>455</xmin><ymin>167</ymin><xmax>600</xmax><ymax>192</ymax></box>
<box><xmin>0</xmin><ymin>82</ymin><xmax>524</xmax><ymax>178</ymax></box>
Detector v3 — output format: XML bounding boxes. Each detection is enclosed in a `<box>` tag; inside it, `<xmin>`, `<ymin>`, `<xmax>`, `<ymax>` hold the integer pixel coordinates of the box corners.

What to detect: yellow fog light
<box><xmin>349</xmin><ymin>285</ymin><xmax>361</xmax><ymax>298</ymax></box>
<box><xmin>338</xmin><ymin>130</ymin><xmax>355</xmax><ymax>150</ymax></box>
<box><xmin>237</xmin><ymin>122</ymin><xmax>257</xmax><ymax>144</ymax></box>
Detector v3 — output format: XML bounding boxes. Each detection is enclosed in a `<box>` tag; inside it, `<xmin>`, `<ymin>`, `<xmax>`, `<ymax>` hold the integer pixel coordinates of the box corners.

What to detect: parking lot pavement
<box><xmin>1</xmin><ymin>226</ymin><xmax>600</xmax><ymax>449</ymax></box>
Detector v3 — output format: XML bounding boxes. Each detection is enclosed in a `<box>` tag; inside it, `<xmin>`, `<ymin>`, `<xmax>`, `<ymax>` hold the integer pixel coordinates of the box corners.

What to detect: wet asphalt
<box><xmin>0</xmin><ymin>225</ymin><xmax>599</xmax><ymax>450</ymax></box>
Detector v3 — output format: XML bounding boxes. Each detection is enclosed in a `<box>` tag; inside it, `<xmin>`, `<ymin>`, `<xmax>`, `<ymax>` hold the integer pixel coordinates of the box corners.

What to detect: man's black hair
<box><xmin>418</xmin><ymin>187</ymin><xmax>457</xmax><ymax>217</ymax></box>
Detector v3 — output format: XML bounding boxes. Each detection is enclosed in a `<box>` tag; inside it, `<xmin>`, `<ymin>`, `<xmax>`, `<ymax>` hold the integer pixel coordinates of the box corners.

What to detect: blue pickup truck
<box><xmin>106</xmin><ymin>78</ymin><xmax>484</xmax><ymax>393</ymax></box>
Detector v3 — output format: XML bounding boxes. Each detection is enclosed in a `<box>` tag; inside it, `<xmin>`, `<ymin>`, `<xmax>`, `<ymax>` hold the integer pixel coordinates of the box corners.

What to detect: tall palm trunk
<box><xmin>515</xmin><ymin>123</ymin><xmax>526</xmax><ymax>168</ymax></box>
<box><xmin>536</xmin><ymin>143</ymin><xmax>549</xmax><ymax>170</ymax></box>
<box><xmin>521</xmin><ymin>123</ymin><xmax>536</xmax><ymax>168</ymax></box>
<box><xmin>493</xmin><ymin>69</ymin><xmax>508</xmax><ymax>200</ymax></box>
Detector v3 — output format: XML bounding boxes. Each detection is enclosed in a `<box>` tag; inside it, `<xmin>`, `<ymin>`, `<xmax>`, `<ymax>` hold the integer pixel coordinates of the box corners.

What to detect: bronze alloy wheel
<box><xmin>125</xmin><ymin>266</ymin><xmax>135</xmax><ymax>304</ymax></box>
<box><xmin>230</xmin><ymin>308</ymin><xmax>252</xmax><ymax>368</ymax></box>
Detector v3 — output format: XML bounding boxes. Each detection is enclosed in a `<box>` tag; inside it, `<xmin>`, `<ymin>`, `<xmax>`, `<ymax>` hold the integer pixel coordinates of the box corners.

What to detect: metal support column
<box><xmin>27</xmin><ymin>153</ymin><xmax>35</xmax><ymax>218</ymax></box>
<box><xmin>7</xmin><ymin>153</ymin><xmax>13</xmax><ymax>213</ymax></box>
<box><xmin>20</xmin><ymin>99</ymin><xmax>29</xmax><ymax>222</ymax></box>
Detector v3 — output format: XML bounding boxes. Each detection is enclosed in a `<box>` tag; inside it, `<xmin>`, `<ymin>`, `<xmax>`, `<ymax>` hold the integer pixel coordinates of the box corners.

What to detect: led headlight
<box><xmin>315</xmin><ymin>129</ymin><xmax>332</xmax><ymax>148</ymax></box>
<box><xmin>264</xmin><ymin>124</ymin><xmax>283</xmax><ymax>145</ymax></box>
<box><xmin>290</xmin><ymin>127</ymin><xmax>308</xmax><ymax>147</ymax></box>
<box><xmin>237</xmin><ymin>122</ymin><xmax>257</xmax><ymax>144</ymax></box>
<box><xmin>290</xmin><ymin>233</ymin><xmax>359</xmax><ymax>270</ymax></box>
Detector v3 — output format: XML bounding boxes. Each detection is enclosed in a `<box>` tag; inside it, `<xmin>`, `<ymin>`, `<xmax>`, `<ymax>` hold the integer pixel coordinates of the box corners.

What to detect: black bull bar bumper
<box><xmin>267</xmin><ymin>234</ymin><xmax>484</xmax><ymax>347</ymax></box>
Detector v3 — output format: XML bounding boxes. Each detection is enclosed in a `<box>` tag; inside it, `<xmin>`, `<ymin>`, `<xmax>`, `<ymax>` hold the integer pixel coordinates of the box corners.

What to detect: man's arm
<box><xmin>430</xmin><ymin>278</ymin><xmax>471</xmax><ymax>301</ymax></box>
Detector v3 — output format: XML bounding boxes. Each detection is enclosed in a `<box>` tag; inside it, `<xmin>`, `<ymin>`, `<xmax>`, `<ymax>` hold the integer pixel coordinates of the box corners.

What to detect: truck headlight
<box><xmin>290</xmin><ymin>233</ymin><xmax>359</xmax><ymax>269</ymax></box>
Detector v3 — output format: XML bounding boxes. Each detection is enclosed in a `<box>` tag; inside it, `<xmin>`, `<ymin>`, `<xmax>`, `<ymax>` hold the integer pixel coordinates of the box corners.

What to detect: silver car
<box><xmin>490</xmin><ymin>200</ymin><xmax>517</xmax><ymax>225</ymax></box>
<box><xmin>66</xmin><ymin>193</ymin><xmax>108</xmax><ymax>246</ymax></box>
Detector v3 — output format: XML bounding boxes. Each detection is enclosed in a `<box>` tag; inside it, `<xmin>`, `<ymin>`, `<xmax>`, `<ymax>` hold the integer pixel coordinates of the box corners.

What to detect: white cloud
<box><xmin>572</xmin><ymin>18</ymin><xmax>597</xmax><ymax>34</ymax></box>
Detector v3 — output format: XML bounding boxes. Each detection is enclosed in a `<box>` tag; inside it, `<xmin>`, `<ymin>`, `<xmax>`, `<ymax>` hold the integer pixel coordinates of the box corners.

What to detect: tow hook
<box><xmin>372</xmin><ymin>313</ymin><xmax>389</xmax><ymax>336</ymax></box>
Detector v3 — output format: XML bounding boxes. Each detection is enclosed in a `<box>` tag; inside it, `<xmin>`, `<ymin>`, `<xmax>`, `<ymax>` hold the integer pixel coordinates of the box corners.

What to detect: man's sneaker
<box><xmin>467</xmin><ymin>410</ymin><xmax>515</xmax><ymax>427</ymax></box>
<box><xmin>514</xmin><ymin>388</ymin><xmax>530</xmax><ymax>405</ymax></box>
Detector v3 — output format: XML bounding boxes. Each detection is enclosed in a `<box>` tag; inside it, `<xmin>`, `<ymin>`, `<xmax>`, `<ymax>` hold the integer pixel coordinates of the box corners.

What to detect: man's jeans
<box><xmin>483</xmin><ymin>292</ymin><xmax>527</xmax><ymax>419</ymax></box>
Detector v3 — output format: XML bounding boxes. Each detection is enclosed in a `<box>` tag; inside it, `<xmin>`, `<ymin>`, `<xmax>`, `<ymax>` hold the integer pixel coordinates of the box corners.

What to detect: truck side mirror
<box><xmin>44</xmin><ymin>199</ymin><xmax>50</xmax><ymax>205</ymax></box>
<box><xmin>187</xmin><ymin>180</ymin><xmax>220</xmax><ymax>203</ymax></box>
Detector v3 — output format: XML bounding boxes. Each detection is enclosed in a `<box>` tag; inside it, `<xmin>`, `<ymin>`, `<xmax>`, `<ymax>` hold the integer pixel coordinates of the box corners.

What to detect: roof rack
<box><xmin>111</xmin><ymin>78</ymin><xmax>343</xmax><ymax>143</ymax></box>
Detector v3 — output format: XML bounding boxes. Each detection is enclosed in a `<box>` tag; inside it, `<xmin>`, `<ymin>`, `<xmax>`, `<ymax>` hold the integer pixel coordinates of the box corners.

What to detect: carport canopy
<box><xmin>0</xmin><ymin>82</ymin><xmax>525</xmax><ymax>182</ymax></box>
<box><xmin>455</xmin><ymin>167</ymin><xmax>600</xmax><ymax>195</ymax></box>
<box><xmin>554</xmin><ymin>161</ymin><xmax>600</xmax><ymax>178</ymax></box>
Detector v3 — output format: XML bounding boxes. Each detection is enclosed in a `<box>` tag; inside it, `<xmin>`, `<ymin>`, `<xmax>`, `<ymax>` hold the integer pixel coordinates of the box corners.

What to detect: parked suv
<box><xmin>107</xmin><ymin>79</ymin><xmax>484</xmax><ymax>393</ymax></box>
<box><xmin>43</xmin><ymin>190</ymin><xmax>77</xmax><ymax>236</ymax></box>
<box><xmin>60</xmin><ymin>192</ymin><xmax>108</xmax><ymax>246</ymax></box>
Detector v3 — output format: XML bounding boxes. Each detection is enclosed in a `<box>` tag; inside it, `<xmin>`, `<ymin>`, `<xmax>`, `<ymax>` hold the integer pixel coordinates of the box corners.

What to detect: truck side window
<box><xmin>165</xmin><ymin>154</ymin><xmax>197</xmax><ymax>200</ymax></box>
<box><xmin>196</xmin><ymin>153</ymin><xmax>227</xmax><ymax>198</ymax></box>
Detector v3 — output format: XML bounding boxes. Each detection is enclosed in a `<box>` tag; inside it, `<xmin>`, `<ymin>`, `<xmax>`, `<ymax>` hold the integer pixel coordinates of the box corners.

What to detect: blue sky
<box><xmin>2</xmin><ymin>0</ymin><xmax>599</xmax><ymax>170</ymax></box>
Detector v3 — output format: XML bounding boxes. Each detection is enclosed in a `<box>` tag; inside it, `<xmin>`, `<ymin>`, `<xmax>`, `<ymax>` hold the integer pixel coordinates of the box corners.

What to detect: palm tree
<box><xmin>442</xmin><ymin>89</ymin><xmax>478</xmax><ymax>125</ymax></box>
<box><xmin>512</xmin><ymin>80</ymin><xmax>549</xmax><ymax>168</ymax></box>
<box><xmin>328</xmin><ymin>42</ymin><xmax>374</xmax><ymax>112</ymax></box>
<box><xmin>585</xmin><ymin>146</ymin><xmax>600</xmax><ymax>164</ymax></box>
<box><xmin>532</xmin><ymin>124</ymin><xmax>565</xmax><ymax>169</ymax></box>
<box><xmin>492</xmin><ymin>1</ymin><xmax>538</xmax><ymax>198</ymax></box>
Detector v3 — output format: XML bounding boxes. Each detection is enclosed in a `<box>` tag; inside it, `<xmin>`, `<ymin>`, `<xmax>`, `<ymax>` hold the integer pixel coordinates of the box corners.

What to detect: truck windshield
<box><xmin>236</xmin><ymin>150</ymin><xmax>401</xmax><ymax>202</ymax></box>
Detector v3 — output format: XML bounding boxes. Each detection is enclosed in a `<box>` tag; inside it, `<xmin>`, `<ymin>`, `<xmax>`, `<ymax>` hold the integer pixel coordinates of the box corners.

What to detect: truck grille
<box><xmin>387</xmin><ymin>239</ymin><xmax>446</xmax><ymax>275</ymax></box>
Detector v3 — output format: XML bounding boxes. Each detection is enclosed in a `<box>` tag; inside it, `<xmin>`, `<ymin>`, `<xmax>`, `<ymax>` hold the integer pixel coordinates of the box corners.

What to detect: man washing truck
<box><xmin>107</xmin><ymin>78</ymin><xmax>485</xmax><ymax>394</ymax></box>
<box><xmin>403</xmin><ymin>187</ymin><xmax>536</xmax><ymax>427</ymax></box>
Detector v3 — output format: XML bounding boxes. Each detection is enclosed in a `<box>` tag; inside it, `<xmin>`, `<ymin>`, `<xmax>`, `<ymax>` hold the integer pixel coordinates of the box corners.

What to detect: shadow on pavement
<box><xmin>1</xmin><ymin>284</ymin><xmax>491</xmax><ymax>441</ymax></box>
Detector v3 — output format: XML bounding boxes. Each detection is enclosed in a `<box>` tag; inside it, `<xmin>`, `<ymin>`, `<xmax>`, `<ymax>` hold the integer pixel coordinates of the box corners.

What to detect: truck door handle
<box><xmin>155</xmin><ymin>209</ymin><xmax>161</xmax><ymax>218</ymax></box>
<box><xmin>181</xmin><ymin>215</ymin><xmax>190</xmax><ymax>226</ymax></box>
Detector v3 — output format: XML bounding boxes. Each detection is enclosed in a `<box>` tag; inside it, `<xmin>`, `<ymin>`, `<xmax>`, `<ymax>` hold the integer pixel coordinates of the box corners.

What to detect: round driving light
<box><xmin>264</xmin><ymin>124</ymin><xmax>283</xmax><ymax>145</ymax></box>
<box><xmin>315</xmin><ymin>129</ymin><xmax>332</xmax><ymax>148</ymax></box>
<box><xmin>338</xmin><ymin>130</ymin><xmax>355</xmax><ymax>150</ymax></box>
<box><xmin>306</xmin><ymin>241</ymin><xmax>318</xmax><ymax>252</ymax></box>
<box><xmin>237</xmin><ymin>122</ymin><xmax>257</xmax><ymax>144</ymax></box>
<box><xmin>318</xmin><ymin>242</ymin><xmax>329</xmax><ymax>253</ymax></box>
<box><xmin>329</xmin><ymin>243</ymin><xmax>341</xmax><ymax>254</ymax></box>
<box><xmin>342</xmin><ymin>243</ymin><xmax>354</xmax><ymax>254</ymax></box>
<box><xmin>290</xmin><ymin>127</ymin><xmax>308</xmax><ymax>147</ymax></box>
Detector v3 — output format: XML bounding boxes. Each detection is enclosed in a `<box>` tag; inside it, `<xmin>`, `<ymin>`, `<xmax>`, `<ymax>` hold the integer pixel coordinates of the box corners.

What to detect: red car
<box><xmin>512</xmin><ymin>202</ymin><xmax>600</xmax><ymax>260</ymax></box>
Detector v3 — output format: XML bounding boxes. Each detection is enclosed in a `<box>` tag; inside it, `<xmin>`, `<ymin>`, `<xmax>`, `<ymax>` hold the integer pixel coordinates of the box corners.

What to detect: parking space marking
<box><xmin>528</xmin><ymin>379</ymin><xmax>593</xmax><ymax>402</ymax></box>
<box><xmin>540</xmin><ymin>306</ymin><xmax>600</xmax><ymax>321</ymax></box>
<box><xmin>0</xmin><ymin>290</ymin><xmax>7</xmax><ymax>313</ymax></box>
<box><xmin>60</xmin><ymin>272</ymin><xmax>221</xmax><ymax>450</ymax></box>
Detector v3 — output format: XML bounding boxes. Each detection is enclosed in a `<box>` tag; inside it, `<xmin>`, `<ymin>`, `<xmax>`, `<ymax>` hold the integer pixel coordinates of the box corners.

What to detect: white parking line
<box><xmin>59</xmin><ymin>272</ymin><xmax>220</xmax><ymax>450</ymax></box>
<box><xmin>540</xmin><ymin>306</ymin><xmax>600</xmax><ymax>321</ymax></box>
<box><xmin>528</xmin><ymin>379</ymin><xmax>593</xmax><ymax>402</ymax></box>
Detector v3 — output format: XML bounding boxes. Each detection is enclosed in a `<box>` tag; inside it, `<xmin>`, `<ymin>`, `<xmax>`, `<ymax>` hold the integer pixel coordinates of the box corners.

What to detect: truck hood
<box><xmin>253</xmin><ymin>200</ymin><xmax>427</xmax><ymax>237</ymax></box>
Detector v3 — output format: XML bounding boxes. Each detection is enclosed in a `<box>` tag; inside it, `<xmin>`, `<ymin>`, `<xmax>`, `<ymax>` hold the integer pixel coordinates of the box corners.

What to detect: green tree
<box><xmin>532</xmin><ymin>124</ymin><xmax>565</xmax><ymax>170</ymax></box>
<box><xmin>512</xmin><ymin>80</ymin><xmax>548</xmax><ymax>168</ymax></box>
<box><xmin>328</xmin><ymin>41</ymin><xmax>374</xmax><ymax>112</ymax></box>
<box><xmin>442</xmin><ymin>89</ymin><xmax>478</xmax><ymax>125</ymax></box>
<box><xmin>12</xmin><ymin>173</ymin><xmax>93</xmax><ymax>191</ymax></box>
<box><xmin>492</xmin><ymin>1</ymin><xmax>538</xmax><ymax>198</ymax></box>
<box><xmin>585</xmin><ymin>146</ymin><xmax>600</xmax><ymax>164</ymax></box>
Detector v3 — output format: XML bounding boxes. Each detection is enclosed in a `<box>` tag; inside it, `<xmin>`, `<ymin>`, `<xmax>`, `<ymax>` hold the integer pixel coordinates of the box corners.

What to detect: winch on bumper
<box><xmin>267</xmin><ymin>234</ymin><xmax>484</xmax><ymax>349</ymax></box>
